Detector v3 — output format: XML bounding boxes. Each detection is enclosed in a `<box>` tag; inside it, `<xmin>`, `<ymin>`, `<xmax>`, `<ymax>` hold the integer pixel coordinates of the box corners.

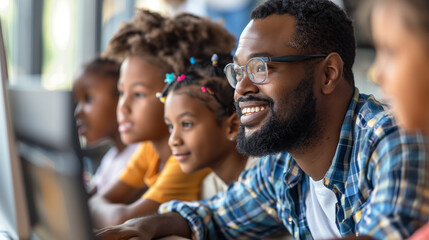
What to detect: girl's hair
<box><xmin>81</xmin><ymin>57</ymin><xmax>121</xmax><ymax>83</ymax></box>
<box><xmin>378</xmin><ymin>0</ymin><xmax>429</xmax><ymax>39</ymax></box>
<box><xmin>102</xmin><ymin>9</ymin><xmax>236</xmax><ymax>74</ymax></box>
<box><xmin>159</xmin><ymin>57</ymin><xmax>235</xmax><ymax>125</ymax></box>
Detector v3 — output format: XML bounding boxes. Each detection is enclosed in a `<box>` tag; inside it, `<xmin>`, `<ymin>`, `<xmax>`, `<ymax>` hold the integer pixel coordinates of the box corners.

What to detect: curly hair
<box><xmin>81</xmin><ymin>57</ymin><xmax>121</xmax><ymax>83</ymax></box>
<box><xmin>251</xmin><ymin>0</ymin><xmax>356</xmax><ymax>85</ymax></box>
<box><xmin>102</xmin><ymin>9</ymin><xmax>236</xmax><ymax>75</ymax></box>
<box><xmin>159</xmin><ymin>66</ymin><xmax>235</xmax><ymax>125</ymax></box>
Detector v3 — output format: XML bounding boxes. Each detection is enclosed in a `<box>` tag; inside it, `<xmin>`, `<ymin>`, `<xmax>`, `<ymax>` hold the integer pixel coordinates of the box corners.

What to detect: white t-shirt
<box><xmin>92</xmin><ymin>143</ymin><xmax>139</xmax><ymax>192</ymax></box>
<box><xmin>200</xmin><ymin>156</ymin><xmax>259</xmax><ymax>199</ymax></box>
<box><xmin>305</xmin><ymin>177</ymin><xmax>341</xmax><ymax>239</ymax></box>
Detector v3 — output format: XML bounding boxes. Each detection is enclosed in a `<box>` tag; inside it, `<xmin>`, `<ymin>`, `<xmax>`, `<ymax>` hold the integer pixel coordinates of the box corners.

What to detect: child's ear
<box><xmin>225</xmin><ymin>113</ymin><xmax>240</xmax><ymax>141</ymax></box>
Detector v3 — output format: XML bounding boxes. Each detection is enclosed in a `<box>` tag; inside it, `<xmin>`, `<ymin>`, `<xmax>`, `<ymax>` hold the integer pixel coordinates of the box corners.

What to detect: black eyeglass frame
<box><xmin>224</xmin><ymin>54</ymin><xmax>327</xmax><ymax>88</ymax></box>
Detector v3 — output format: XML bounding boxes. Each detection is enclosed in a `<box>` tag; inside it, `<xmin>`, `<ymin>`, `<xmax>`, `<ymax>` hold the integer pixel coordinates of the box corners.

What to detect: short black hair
<box><xmin>251</xmin><ymin>0</ymin><xmax>356</xmax><ymax>85</ymax></box>
<box><xmin>82</xmin><ymin>57</ymin><xmax>121</xmax><ymax>83</ymax></box>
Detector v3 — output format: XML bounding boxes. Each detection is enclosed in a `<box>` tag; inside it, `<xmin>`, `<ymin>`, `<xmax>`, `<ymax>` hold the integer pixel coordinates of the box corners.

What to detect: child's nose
<box><xmin>168</xmin><ymin>129</ymin><xmax>183</xmax><ymax>147</ymax></box>
<box><xmin>117</xmin><ymin>95</ymin><xmax>131</xmax><ymax>113</ymax></box>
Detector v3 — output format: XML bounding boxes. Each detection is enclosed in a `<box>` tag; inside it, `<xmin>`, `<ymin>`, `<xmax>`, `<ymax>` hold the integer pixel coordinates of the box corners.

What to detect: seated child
<box><xmin>88</xmin><ymin>9</ymin><xmax>237</xmax><ymax>228</ymax></box>
<box><xmin>159</xmin><ymin>58</ymin><xmax>253</xmax><ymax>199</ymax></box>
<box><xmin>371</xmin><ymin>0</ymin><xmax>429</xmax><ymax>239</ymax></box>
<box><xmin>73</xmin><ymin>57</ymin><xmax>138</xmax><ymax>194</ymax></box>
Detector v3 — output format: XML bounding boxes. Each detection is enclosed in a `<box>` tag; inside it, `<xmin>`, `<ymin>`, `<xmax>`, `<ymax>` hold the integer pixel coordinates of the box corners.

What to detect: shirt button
<box><xmin>287</xmin><ymin>216</ymin><xmax>292</xmax><ymax>224</ymax></box>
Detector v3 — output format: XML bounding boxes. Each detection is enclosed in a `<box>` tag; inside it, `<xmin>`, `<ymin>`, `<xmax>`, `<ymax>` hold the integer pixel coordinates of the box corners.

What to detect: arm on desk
<box><xmin>89</xmin><ymin>180</ymin><xmax>157</xmax><ymax>229</ymax></box>
<box><xmin>95</xmin><ymin>212</ymin><xmax>191</xmax><ymax>240</ymax></box>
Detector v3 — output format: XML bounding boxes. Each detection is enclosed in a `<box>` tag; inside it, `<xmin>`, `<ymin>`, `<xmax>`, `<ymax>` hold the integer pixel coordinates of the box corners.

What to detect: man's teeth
<box><xmin>242</xmin><ymin>106</ymin><xmax>266</xmax><ymax>115</ymax></box>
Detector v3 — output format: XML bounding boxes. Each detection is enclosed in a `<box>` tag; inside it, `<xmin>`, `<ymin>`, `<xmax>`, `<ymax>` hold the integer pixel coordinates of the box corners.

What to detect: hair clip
<box><xmin>201</xmin><ymin>85</ymin><xmax>232</xmax><ymax>115</ymax></box>
<box><xmin>177</xmin><ymin>74</ymin><xmax>186</xmax><ymax>82</ymax></box>
<box><xmin>190</xmin><ymin>57</ymin><xmax>197</xmax><ymax>65</ymax></box>
<box><xmin>164</xmin><ymin>73</ymin><xmax>176</xmax><ymax>84</ymax></box>
<box><xmin>156</xmin><ymin>92</ymin><xmax>166</xmax><ymax>103</ymax></box>
<box><xmin>201</xmin><ymin>86</ymin><xmax>214</xmax><ymax>95</ymax></box>
<box><xmin>211</xmin><ymin>54</ymin><xmax>218</xmax><ymax>67</ymax></box>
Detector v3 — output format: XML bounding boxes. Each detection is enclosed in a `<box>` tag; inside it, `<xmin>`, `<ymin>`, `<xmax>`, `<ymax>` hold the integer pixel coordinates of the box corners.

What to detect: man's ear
<box><xmin>225</xmin><ymin>112</ymin><xmax>240</xmax><ymax>141</ymax></box>
<box><xmin>320</xmin><ymin>52</ymin><xmax>344</xmax><ymax>95</ymax></box>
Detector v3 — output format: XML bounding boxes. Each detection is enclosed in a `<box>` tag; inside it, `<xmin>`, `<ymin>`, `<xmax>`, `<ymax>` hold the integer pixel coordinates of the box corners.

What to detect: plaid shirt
<box><xmin>160</xmin><ymin>89</ymin><xmax>429</xmax><ymax>240</ymax></box>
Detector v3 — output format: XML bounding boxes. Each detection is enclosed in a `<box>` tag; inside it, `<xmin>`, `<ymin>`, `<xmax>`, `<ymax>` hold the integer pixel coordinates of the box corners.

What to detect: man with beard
<box><xmin>95</xmin><ymin>0</ymin><xmax>429</xmax><ymax>239</ymax></box>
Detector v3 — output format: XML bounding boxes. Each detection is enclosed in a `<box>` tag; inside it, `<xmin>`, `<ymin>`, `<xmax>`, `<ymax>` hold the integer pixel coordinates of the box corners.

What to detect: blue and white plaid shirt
<box><xmin>160</xmin><ymin>89</ymin><xmax>429</xmax><ymax>240</ymax></box>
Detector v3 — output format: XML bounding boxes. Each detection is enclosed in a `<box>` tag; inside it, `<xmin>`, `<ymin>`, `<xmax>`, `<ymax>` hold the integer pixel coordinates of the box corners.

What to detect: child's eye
<box><xmin>134</xmin><ymin>92</ymin><xmax>145</xmax><ymax>98</ymax></box>
<box><xmin>165</xmin><ymin>123</ymin><xmax>173</xmax><ymax>133</ymax></box>
<box><xmin>118</xmin><ymin>90</ymin><xmax>124</xmax><ymax>97</ymax></box>
<box><xmin>84</xmin><ymin>94</ymin><xmax>92</xmax><ymax>103</ymax></box>
<box><xmin>182</xmin><ymin>121</ymin><xmax>193</xmax><ymax>128</ymax></box>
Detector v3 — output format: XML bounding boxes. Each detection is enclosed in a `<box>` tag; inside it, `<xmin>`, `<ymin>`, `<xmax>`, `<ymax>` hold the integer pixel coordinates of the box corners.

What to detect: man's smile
<box><xmin>238</xmin><ymin>101</ymin><xmax>270</xmax><ymax>127</ymax></box>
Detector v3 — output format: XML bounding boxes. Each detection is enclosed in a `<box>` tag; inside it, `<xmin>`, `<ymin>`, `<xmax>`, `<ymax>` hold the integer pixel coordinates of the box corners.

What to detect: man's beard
<box><xmin>236</xmin><ymin>71</ymin><xmax>320</xmax><ymax>156</ymax></box>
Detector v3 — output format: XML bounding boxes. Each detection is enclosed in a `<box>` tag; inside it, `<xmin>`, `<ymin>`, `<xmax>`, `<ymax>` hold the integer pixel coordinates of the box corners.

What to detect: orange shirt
<box><xmin>119</xmin><ymin>141</ymin><xmax>210</xmax><ymax>203</ymax></box>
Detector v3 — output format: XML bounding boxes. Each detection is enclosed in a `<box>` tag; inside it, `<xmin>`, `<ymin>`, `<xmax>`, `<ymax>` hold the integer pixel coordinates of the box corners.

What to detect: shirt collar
<box><xmin>322</xmin><ymin>88</ymin><xmax>360</xmax><ymax>193</ymax></box>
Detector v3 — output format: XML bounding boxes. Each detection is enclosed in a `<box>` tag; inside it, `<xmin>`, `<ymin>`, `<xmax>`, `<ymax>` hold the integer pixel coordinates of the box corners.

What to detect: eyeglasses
<box><xmin>223</xmin><ymin>54</ymin><xmax>327</xmax><ymax>88</ymax></box>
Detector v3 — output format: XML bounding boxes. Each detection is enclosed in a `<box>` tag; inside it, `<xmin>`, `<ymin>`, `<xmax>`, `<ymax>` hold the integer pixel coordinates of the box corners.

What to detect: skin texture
<box><xmin>89</xmin><ymin>56</ymin><xmax>172</xmax><ymax>229</ymax></box>
<box><xmin>164</xmin><ymin>90</ymin><xmax>245</xmax><ymax>184</ymax></box>
<box><xmin>73</xmin><ymin>69</ymin><xmax>123</xmax><ymax>148</ymax></box>
<box><xmin>372</xmin><ymin>2</ymin><xmax>429</xmax><ymax>135</ymax></box>
<box><xmin>95</xmin><ymin>14</ymin><xmax>368</xmax><ymax>240</ymax></box>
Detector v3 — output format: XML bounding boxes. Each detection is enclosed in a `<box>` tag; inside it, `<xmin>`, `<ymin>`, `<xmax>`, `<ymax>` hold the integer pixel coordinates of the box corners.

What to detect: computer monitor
<box><xmin>0</xmin><ymin>19</ymin><xmax>94</xmax><ymax>240</ymax></box>
<box><xmin>0</xmin><ymin>20</ymin><xmax>31</xmax><ymax>239</ymax></box>
<box><xmin>9</xmin><ymin>86</ymin><xmax>94</xmax><ymax>240</ymax></box>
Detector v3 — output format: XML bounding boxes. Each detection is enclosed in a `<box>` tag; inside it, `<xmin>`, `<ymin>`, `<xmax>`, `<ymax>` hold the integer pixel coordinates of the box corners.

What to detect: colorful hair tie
<box><xmin>164</xmin><ymin>73</ymin><xmax>176</xmax><ymax>84</ymax></box>
<box><xmin>156</xmin><ymin>92</ymin><xmax>166</xmax><ymax>103</ymax></box>
<box><xmin>190</xmin><ymin>57</ymin><xmax>197</xmax><ymax>65</ymax></box>
<box><xmin>177</xmin><ymin>74</ymin><xmax>186</xmax><ymax>82</ymax></box>
<box><xmin>201</xmin><ymin>85</ymin><xmax>232</xmax><ymax>115</ymax></box>
<box><xmin>211</xmin><ymin>54</ymin><xmax>218</xmax><ymax>67</ymax></box>
<box><xmin>201</xmin><ymin>86</ymin><xmax>214</xmax><ymax>95</ymax></box>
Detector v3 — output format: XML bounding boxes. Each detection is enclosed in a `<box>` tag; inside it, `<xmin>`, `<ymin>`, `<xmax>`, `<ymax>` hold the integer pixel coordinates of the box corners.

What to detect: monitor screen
<box><xmin>9</xmin><ymin>86</ymin><xmax>94</xmax><ymax>240</ymax></box>
<box><xmin>0</xmin><ymin>20</ymin><xmax>30</xmax><ymax>239</ymax></box>
<box><xmin>0</xmin><ymin>19</ymin><xmax>94</xmax><ymax>240</ymax></box>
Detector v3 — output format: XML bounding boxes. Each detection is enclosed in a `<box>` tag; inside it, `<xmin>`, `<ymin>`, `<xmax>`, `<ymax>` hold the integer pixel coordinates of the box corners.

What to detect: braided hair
<box><xmin>158</xmin><ymin>56</ymin><xmax>235</xmax><ymax>125</ymax></box>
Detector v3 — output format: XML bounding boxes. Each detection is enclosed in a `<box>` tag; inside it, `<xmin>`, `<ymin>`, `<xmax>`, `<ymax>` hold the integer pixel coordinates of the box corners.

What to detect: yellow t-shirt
<box><xmin>119</xmin><ymin>141</ymin><xmax>210</xmax><ymax>203</ymax></box>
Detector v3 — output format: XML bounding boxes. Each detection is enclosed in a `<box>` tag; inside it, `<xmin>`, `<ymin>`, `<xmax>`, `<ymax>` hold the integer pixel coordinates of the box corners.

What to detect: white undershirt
<box><xmin>305</xmin><ymin>177</ymin><xmax>341</xmax><ymax>239</ymax></box>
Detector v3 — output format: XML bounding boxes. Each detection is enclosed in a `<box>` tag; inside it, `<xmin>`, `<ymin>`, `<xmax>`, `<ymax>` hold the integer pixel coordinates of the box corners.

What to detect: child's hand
<box><xmin>94</xmin><ymin>218</ymin><xmax>153</xmax><ymax>240</ymax></box>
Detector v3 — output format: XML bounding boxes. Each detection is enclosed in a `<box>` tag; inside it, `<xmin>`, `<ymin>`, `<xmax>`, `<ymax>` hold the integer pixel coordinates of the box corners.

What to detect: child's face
<box><xmin>164</xmin><ymin>91</ymin><xmax>233</xmax><ymax>173</ymax></box>
<box><xmin>372</xmin><ymin>2</ymin><xmax>429</xmax><ymax>131</ymax></box>
<box><xmin>73</xmin><ymin>71</ymin><xmax>119</xmax><ymax>145</ymax></box>
<box><xmin>117</xmin><ymin>56</ymin><xmax>168</xmax><ymax>144</ymax></box>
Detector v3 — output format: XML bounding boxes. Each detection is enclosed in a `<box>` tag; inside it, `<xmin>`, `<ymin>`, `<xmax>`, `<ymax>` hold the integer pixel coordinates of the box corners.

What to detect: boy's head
<box><xmin>103</xmin><ymin>9</ymin><xmax>237</xmax><ymax>144</ymax></box>
<box><xmin>73</xmin><ymin>58</ymin><xmax>121</xmax><ymax>146</ymax></box>
<box><xmin>372</xmin><ymin>0</ymin><xmax>429</xmax><ymax>133</ymax></box>
<box><xmin>162</xmin><ymin>70</ymin><xmax>238</xmax><ymax>173</ymax></box>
